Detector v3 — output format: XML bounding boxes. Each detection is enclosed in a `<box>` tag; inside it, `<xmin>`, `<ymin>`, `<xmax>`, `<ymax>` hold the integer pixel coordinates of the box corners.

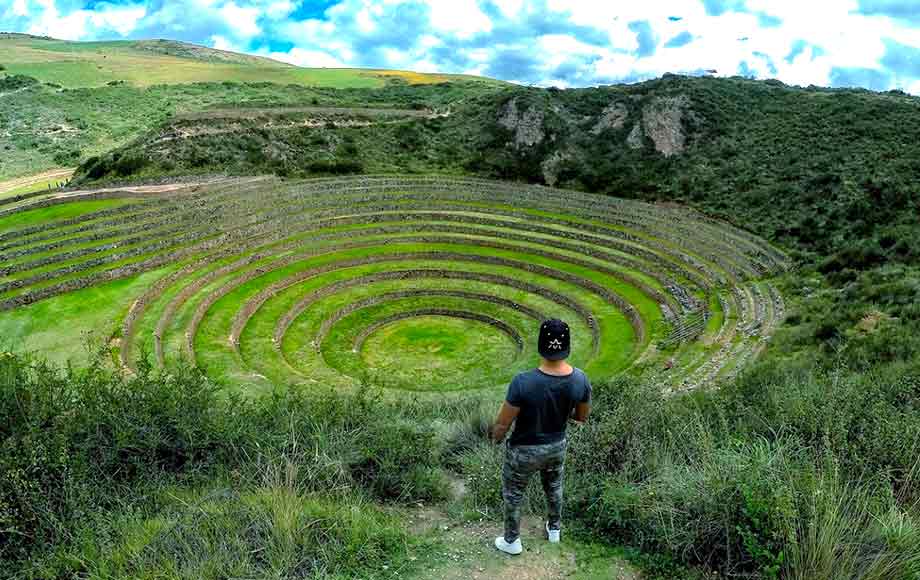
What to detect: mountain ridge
<box><xmin>0</xmin><ymin>33</ymin><xmax>504</xmax><ymax>88</ymax></box>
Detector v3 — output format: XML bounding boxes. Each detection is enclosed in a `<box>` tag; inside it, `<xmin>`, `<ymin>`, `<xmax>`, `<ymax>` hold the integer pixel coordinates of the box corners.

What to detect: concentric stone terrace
<box><xmin>0</xmin><ymin>175</ymin><xmax>789</xmax><ymax>395</ymax></box>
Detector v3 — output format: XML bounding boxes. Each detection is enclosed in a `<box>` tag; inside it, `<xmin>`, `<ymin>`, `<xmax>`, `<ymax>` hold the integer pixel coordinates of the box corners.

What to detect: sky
<box><xmin>2</xmin><ymin>0</ymin><xmax>920</xmax><ymax>93</ymax></box>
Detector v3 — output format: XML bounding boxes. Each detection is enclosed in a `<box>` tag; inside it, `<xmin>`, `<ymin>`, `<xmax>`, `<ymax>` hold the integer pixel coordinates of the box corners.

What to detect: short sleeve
<box><xmin>505</xmin><ymin>374</ymin><xmax>523</xmax><ymax>407</ymax></box>
<box><xmin>579</xmin><ymin>371</ymin><xmax>592</xmax><ymax>404</ymax></box>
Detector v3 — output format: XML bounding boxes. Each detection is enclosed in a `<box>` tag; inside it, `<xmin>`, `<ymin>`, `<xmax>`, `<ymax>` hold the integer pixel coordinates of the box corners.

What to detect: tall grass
<box><xmin>0</xmin><ymin>351</ymin><xmax>443</xmax><ymax>578</ymax></box>
<box><xmin>3</xmin><ymin>346</ymin><xmax>920</xmax><ymax>578</ymax></box>
<box><xmin>449</xmin><ymin>363</ymin><xmax>920</xmax><ymax>578</ymax></box>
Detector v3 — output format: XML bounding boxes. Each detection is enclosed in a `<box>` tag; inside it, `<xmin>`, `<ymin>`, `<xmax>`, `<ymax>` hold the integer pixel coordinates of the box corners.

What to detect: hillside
<box><xmin>0</xmin><ymin>73</ymin><xmax>502</xmax><ymax>181</ymax></box>
<box><xmin>2</xmin><ymin>46</ymin><xmax>920</xmax><ymax>578</ymax></box>
<box><xmin>78</xmin><ymin>73</ymin><xmax>920</xmax><ymax>374</ymax></box>
<box><xmin>82</xmin><ymin>75</ymin><xmax>920</xmax><ymax>265</ymax></box>
<box><xmin>0</xmin><ymin>33</ymin><xmax>503</xmax><ymax>88</ymax></box>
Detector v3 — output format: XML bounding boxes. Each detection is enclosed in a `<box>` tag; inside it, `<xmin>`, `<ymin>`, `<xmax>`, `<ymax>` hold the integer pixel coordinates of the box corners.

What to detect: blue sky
<box><xmin>3</xmin><ymin>0</ymin><xmax>920</xmax><ymax>93</ymax></box>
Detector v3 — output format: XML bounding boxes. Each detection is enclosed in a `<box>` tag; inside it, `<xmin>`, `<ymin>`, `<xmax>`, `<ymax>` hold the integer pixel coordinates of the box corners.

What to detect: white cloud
<box><xmin>210</xmin><ymin>34</ymin><xmax>235</xmax><ymax>51</ymax></box>
<box><xmin>20</xmin><ymin>1</ymin><xmax>145</xmax><ymax>40</ymax></box>
<box><xmin>220</xmin><ymin>1</ymin><xmax>261</xmax><ymax>37</ymax></box>
<box><xmin>11</xmin><ymin>0</ymin><xmax>29</xmax><ymax>17</ymax></box>
<box><xmin>272</xmin><ymin>47</ymin><xmax>345</xmax><ymax>67</ymax></box>
<box><xmin>425</xmin><ymin>0</ymin><xmax>492</xmax><ymax>39</ymax></box>
<box><xmin>492</xmin><ymin>0</ymin><xmax>524</xmax><ymax>18</ymax></box>
<box><xmin>265</xmin><ymin>0</ymin><xmax>295</xmax><ymax>19</ymax></box>
<box><xmin>2</xmin><ymin>0</ymin><xmax>919</xmax><ymax>92</ymax></box>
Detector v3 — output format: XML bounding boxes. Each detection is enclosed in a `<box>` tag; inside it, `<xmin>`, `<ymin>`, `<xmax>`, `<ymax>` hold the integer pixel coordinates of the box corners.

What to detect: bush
<box><xmin>33</xmin><ymin>487</ymin><xmax>409</xmax><ymax>579</ymax></box>
<box><xmin>0</xmin><ymin>74</ymin><xmax>37</xmax><ymax>91</ymax></box>
<box><xmin>0</xmin><ymin>353</ymin><xmax>449</xmax><ymax>569</ymax></box>
<box><xmin>0</xmin><ymin>354</ymin><xmax>224</xmax><ymax>561</ymax></box>
<box><xmin>113</xmin><ymin>153</ymin><xmax>148</xmax><ymax>176</ymax></box>
<box><xmin>52</xmin><ymin>148</ymin><xmax>82</xmax><ymax>166</ymax></box>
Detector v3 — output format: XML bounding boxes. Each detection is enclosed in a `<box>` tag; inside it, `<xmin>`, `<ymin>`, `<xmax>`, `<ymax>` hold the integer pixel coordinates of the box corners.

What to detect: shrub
<box><xmin>0</xmin><ymin>74</ymin><xmax>38</xmax><ymax>91</ymax></box>
<box><xmin>113</xmin><ymin>153</ymin><xmax>148</xmax><ymax>176</ymax></box>
<box><xmin>52</xmin><ymin>148</ymin><xmax>82</xmax><ymax>166</ymax></box>
<box><xmin>0</xmin><ymin>354</ymin><xmax>224</xmax><ymax>561</ymax></box>
<box><xmin>0</xmin><ymin>354</ymin><xmax>449</xmax><ymax>568</ymax></box>
<box><xmin>350</xmin><ymin>417</ymin><xmax>450</xmax><ymax>502</ymax></box>
<box><xmin>36</xmin><ymin>488</ymin><xmax>409</xmax><ymax>579</ymax></box>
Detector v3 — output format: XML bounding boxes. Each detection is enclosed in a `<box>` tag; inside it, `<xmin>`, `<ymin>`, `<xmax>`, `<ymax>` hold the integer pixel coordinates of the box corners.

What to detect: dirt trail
<box><xmin>402</xmin><ymin>474</ymin><xmax>640</xmax><ymax>580</ymax></box>
<box><xmin>407</xmin><ymin>510</ymin><xmax>640</xmax><ymax>580</ymax></box>
<box><xmin>58</xmin><ymin>175</ymin><xmax>268</xmax><ymax>199</ymax></box>
<box><xmin>0</xmin><ymin>175</ymin><xmax>270</xmax><ymax>214</ymax></box>
<box><xmin>0</xmin><ymin>168</ymin><xmax>75</xmax><ymax>196</ymax></box>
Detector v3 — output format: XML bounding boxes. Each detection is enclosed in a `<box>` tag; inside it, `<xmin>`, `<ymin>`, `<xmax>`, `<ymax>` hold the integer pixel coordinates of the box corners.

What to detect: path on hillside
<box><xmin>0</xmin><ymin>167</ymin><xmax>75</xmax><ymax>197</ymax></box>
<box><xmin>0</xmin><ymin>175</ymin><xmax>270</xmax><ymax>216</ymax></box>
<box><xmin>400</xmin><ymin>476</ymin><xmax>641</xmax><ymax>579</ymax></box>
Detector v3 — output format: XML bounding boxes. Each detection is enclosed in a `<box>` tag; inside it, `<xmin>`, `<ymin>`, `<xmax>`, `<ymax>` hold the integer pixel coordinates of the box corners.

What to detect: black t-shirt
<box><xmin>505</xmin><ymin>367</ymin><xmax>592</xmax><ymax>446</ymax></box>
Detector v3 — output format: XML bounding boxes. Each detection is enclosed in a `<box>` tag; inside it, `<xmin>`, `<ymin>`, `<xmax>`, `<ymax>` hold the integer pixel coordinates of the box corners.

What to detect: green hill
<box><xmin>0</xmin><ymin>33</ymin><xmax>503</xmax><ymax>88</ymax></box>
<box><xmin>0</xmin><ymin>35</ymin><xmax>505</xmax><ymax>180</ymax></box>
<box><xmin>82</xmin><ymin>74</ymin><xmax>920</xmax><ymax>267</ymax></box>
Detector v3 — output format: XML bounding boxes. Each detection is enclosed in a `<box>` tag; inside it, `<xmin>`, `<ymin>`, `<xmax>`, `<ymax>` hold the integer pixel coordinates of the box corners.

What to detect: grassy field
<box><xmin>3</xmin><ymin>176</ymin><xmax>919</xmax><ymax>580</ymax></box>
<box><xmin>0</xmin><ymin>34</ymin><xmax>507</xmax><ymax>180</ymax></box>
<box><xmin>0</xmin><ymin>168</ymin><xmax>74</xmax><ymax>200</ymax></box>
<box><xmin>0</xmin><ymin>176</ymin><xmax>785</xmax><ymax>401</ymax></box>
<box><xmin>0</xmin><ymin>34</ymin><xmax>501</xmax><ymax>89</ymax></box>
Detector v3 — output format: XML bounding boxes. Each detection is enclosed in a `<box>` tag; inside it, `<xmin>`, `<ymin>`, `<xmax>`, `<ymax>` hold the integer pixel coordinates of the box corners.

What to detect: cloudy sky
<box><xmin>2</xmin><ymin>0</ymin><xmax>920</xmax><ymax>93</ymax></box>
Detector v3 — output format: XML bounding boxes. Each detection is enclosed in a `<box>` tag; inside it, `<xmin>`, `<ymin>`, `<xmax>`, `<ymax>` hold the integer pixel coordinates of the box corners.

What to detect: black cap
<box><xmin>538</xmin><ymin>319</ymin><xmax>570</xmax><ymax>361</ymax></box>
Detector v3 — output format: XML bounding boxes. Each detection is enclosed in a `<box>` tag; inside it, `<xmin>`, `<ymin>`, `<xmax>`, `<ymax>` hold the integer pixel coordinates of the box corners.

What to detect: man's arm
<box><xmin>572</xmin><ymin>402</ymin><xmax>590</xmax><ymax>423</ymax></box>
<box><xmin>491</xmin><ymin>401</ymin><xmax>520</xmax><ymax>443</ymax></box>
<box><xmin>572</xmin><ymin>372</ymin><xmax>592</xmax><ymax>423</ymax></box>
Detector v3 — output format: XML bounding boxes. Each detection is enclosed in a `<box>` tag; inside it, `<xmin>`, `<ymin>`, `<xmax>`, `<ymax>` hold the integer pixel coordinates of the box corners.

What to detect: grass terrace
<box><xmin>0</xmin><ymin>175</ymin><xmax>788</xmax><ymax>393</ymax></box>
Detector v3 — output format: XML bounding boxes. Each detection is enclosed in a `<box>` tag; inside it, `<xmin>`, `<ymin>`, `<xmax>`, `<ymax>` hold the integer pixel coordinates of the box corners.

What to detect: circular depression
<box><xmin>353</xmin><ymin>311</ymin><xmax>523</xmax><ymax>392</ymax></box>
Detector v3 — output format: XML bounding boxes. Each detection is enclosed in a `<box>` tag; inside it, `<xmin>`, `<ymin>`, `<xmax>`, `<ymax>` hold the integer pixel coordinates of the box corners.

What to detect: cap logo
<box><xmin>548</xmin><ymin>338</ymin><xmax>562</xmax><ymax>350</ymax></box>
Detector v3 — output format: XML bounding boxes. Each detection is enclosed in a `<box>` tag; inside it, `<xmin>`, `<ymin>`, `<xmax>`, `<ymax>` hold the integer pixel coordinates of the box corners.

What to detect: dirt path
<box><xmin>400</xmin><ymin>475</ymin><xmax>641</xmax><ymax>580</ymax></box>
<box><xmin>0</xmin><ymin>167</ymin><xmax>75</xmax><ymax>197</ymax></box>
<box><xmin>405</xmin><ymin>511</ymin><xmax>640</xmax><ymax>580</ymax></box>
<box><xmin>57</xmin><ymin>175</ymin><xmax>269</xmax><ymax>199</ymax></box>
<box><xmin>0</xmin><ymin>175</ymin><xmax>270</xmax><ymax>215</ymax></box>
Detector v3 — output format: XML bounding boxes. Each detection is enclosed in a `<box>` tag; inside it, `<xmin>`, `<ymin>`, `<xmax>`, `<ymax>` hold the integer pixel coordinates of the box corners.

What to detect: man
<box><xmin>491</xmin><ymin>318</ymin><xmax>592</xmax><ymax>555</ymax></box>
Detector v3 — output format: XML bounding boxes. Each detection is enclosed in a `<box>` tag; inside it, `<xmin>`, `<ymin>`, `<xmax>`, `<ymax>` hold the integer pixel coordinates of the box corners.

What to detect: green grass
<box><xmin>0</xmin><ymin>266</ymin><xmax>173</xmax><ymax>364</ymax></box>
<box><xmin>0</xmin><ymin>35</ymin><xmax>500</xmax><ymax>89</ymax></box>
<box><xmin>0</xmin><ymin>199</ymin><xmax>135</xmax><ymax>234</ymax></box>
<box><xmin>0</xmin><ymin>170</ymin><xmax>73</xmax><ymax>200</ymax></box>
<box><xmin>359</xmin><ymin>314</ymin><xmax>522</xmax><ymax>392</ymax></box>
<box><xmin>0</xmin><ymin>177</ymin><xmax>783</xmax><ymax>400</ymax></box>
<box><xmin>190</xmin><ymin>247</ymin><xmax>639</xmax><ymax>393</ymax></box>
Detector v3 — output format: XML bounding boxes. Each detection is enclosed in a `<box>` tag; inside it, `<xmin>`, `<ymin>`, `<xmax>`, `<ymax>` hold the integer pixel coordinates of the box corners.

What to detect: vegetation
<box><xmin>3</xmin><ymin>323</ymin><xmax>918</xmax><ymax>578</ymax></box>
<box><xmin>0</xmin><ymin>34</ymin><xmax>502</xmax><ymax>89</ymax></box>
<box><xmin>0</xmin><ymin>176</ymin><xmax>784</xmax><ymax>396</ymax></box>
<box><xmin>2</xmin><ymin>36</ymin><xmax>919</xmax><ymax>577</ymax></box>
<box><xmin>83</xmin><ymin>75</ymin><xmax>919</xmax><ymax>269</ymax></box>
<box><xmin>0</xmin><ymin>75</ymin><xmax>503</xmax><ymax>180</ymax></box>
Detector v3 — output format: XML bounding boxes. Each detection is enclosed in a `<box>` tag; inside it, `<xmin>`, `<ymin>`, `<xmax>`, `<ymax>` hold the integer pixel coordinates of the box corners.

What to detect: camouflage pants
<box><xmin>502</xmin><ymin>439</ymin><xmax>566</xmax><ymax>542</ymax></box>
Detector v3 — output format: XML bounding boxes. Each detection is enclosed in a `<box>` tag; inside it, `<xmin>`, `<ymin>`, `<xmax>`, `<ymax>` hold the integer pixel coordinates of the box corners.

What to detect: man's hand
<box><xmin>491</xmin><ymin>401</ymin><xmax>520</xmax><ymax>443</ymax></box>
<box><xmin>572</xmin><ymin>402</ymin><xmax>591</xmax><ymax>424</ymax></box>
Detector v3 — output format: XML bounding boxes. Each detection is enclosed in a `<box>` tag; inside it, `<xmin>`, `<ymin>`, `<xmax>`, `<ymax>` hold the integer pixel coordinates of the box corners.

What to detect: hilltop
<box><xmin>0</xmin><ymin>33</ymin><xmax>504</xmax><ymax>88</ymax></box>
<box><xmin>0</xmin><ymin>35</ymin><xmax>505</xmax><ymax>180</ymax></box>
<box><xmin>79</xmin><ymin>74</ymin><xmax>920</xmax><ymax>267</ymax></box>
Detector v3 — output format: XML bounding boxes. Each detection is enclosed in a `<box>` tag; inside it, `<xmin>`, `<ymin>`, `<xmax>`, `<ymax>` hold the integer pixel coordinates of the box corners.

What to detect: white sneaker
<box><xmin>546</xmin><ymin>522</ymin><xmax>560</xmax><ymax>543</ymax></box>
<box><xmin>494</xmin><ymin>536</ymin><xmax>523</xmax><ymax>555</ymax></box>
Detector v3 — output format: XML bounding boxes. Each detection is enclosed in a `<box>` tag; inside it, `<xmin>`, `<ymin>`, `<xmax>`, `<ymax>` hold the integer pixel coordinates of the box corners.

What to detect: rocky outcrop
<box><xmin>642</xmin><ymin>95</ymin><xmax>689</xmax><ymax>157</ymax></box>
<box><xmin>627</xmin><ymin>123</ymin><xmax>644</xmax><ymax>149</ymax></box>
<box><xmin>498</xmin><ymin>97</ymin><xmax>545</xmax><ymax>148</ymax></box>
<box><xmin>541</xmin><ymin>149</ymin><xmax>570</xmax><ymax>186</ymax></box>
<box><xmin>591</xmin><ymin>102</ymin><xmax>629</xmax><ymax>134</ymax></box>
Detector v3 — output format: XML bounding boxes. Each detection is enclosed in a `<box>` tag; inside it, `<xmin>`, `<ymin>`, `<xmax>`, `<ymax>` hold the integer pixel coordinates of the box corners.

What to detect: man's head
<box><xmin>538</xmin><ymin>319</ymin><xmax>570</xmax><ymax>361</ymax></box>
